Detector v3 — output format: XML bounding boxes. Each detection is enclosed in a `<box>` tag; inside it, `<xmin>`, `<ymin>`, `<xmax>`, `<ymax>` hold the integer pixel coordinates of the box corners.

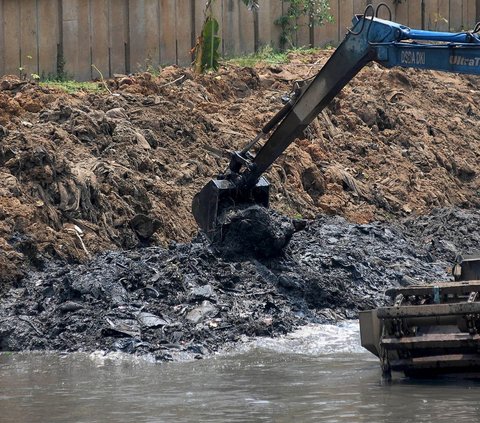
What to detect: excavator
<box><xmin>192</xmin><ymin>4</ymin><xmax>480</xmax><ymax>378</ymax></box>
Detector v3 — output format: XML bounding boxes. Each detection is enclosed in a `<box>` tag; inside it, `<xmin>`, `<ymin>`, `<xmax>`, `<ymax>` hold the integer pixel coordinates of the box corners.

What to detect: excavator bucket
<box><xmin>192</xmin><ymin>176</ymin><xmax>270</xmax><ymax>239</ymax></box>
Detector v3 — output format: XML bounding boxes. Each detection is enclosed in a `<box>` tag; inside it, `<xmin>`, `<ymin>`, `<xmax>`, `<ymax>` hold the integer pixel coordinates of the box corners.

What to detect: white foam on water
<box><xmin>87</xmin><ymin>350</ymin><xmax>157</xmax><ymax>365</ymax></box>
<box><xmin>82</xmin><ymin>321</ymin><xmax>365</xmax><ymax>364</ymax></box>
<box><xmin>247</xmin><ymin>321</ymin><xmax>365</xmax><ymax>356</ymax></box>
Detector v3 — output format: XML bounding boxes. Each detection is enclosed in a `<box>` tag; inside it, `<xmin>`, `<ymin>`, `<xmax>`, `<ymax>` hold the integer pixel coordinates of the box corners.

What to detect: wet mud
<box><xmin>2</xmin><ymin>207</ymin><xmax>473</xmax><ymax>360</ymax></box>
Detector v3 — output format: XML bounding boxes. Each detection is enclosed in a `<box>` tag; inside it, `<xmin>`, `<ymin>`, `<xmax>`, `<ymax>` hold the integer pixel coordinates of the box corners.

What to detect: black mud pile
<box><xmin>213</xmin><ymin>206</ymin><xmax>299</xmax><ymax>259</ymax></box>
<box><xmin>403</xmin><ymin>208</ymin><xmax>480</xmax><ymax>262</ymax></box>
<box><xmin>0</xmin><ymin>210</ymin><xmax>456</xmax><ymax>360</ymax></box>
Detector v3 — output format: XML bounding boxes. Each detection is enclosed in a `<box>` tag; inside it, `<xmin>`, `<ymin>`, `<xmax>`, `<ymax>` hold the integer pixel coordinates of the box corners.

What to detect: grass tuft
<box><xmin>40</xmin><ymin>80</ymin><xmax>105</xmax><ymax>94</ymax></box>
<box><xmin>226</xmin><ymin>45</ymin><xmax>322</xmax><ymax>67</ymax></box>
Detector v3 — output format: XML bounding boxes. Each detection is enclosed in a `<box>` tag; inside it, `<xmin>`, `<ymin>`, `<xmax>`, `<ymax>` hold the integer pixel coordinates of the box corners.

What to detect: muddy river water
<box><xmin>1</xmin><ymin>322</ymin><xmax>480</xmax><ymax>423</ymax></box>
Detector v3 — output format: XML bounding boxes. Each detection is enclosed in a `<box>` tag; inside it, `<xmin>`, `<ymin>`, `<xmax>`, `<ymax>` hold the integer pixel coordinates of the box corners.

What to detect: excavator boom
<box><xmin>192</xmin><ymin>10</ymin><xmax>480</xmax><ymax>239</ymax></box>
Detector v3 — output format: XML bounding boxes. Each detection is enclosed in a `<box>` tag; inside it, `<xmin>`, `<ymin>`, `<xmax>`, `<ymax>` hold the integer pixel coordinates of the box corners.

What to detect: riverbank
<box><xmin>2</xmin><ymin>207</ymin><xmax>479</xmax><ymax>360</ymax></box>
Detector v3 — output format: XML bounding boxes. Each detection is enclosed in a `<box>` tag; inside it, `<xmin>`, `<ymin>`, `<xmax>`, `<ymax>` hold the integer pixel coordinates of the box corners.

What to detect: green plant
<box><xmin>19</xmin><ymin>55</ymin><xmax>41</xmax><ymax>82</ymax></box>
<box><xmin>40</xmin><ymin>80</ymin><xmax>105</xmax><ymax>94</ymax></box>
<box><xmin>275</xmin><ymin>0</ymin><xmax>332</xmax><ymax>50</ymax></box>
<box><xmin>193</xmin><ymin>1</ymin><xmax>222</xmax><ymax>73</ymax></box>
<box><xmin>227</xmin><ymin>45</ymin><xmax>289</xmax><ymax>67</ymax></box>
<box><xmin>91</xmin><ymin>64</ymin><xmax>112</xmax><ymax>94</ymax></box>
<box><xmin>55</xmin><ymin>50</ymin><xmax>72</xmax><ymax>81</ymax></box>
<box><xmin>193</xmin><ymin>0</ymin><xmax>257</xmax><ymax>73</ymax></box>
<box><xmin>227</xmin><ymin>45</ymin><xmax>322</xmax><ymax>68</ymax></box>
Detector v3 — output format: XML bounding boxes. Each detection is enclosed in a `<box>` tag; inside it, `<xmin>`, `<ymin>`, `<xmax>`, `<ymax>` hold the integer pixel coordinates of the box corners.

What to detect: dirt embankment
<box><xmin>1</xmin><ymin>51</ymin><xmax>479</xmax><ymax>284</ymax></box>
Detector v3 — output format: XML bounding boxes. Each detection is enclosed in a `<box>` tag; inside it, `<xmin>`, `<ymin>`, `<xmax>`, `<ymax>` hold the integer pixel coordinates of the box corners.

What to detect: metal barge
<box><xmin>360</xmin><ymin>256</ymin><xmax>480</xmax><ymax>378</ymax></box>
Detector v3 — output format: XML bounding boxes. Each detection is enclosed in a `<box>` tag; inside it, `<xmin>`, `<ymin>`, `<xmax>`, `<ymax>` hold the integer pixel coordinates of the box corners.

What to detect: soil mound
<box><xmin>1</xmin><ymin>50</ymin><xmax>479</xmax><ymax>285</ymax></box>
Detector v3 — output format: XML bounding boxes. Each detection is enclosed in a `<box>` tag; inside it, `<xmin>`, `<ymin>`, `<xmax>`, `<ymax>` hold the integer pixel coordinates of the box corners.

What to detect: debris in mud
<box><xmin>212</xmin><ymin>205</ymin><xmax>301</xmax><ymax>259</ymax></box>
<box><xmin>0</xmin><ymin>212</ymin><xmax>457</xmax><ymax>360</ymax></box>
<box><xmin>403</xmin><ymin>208</ymin><xmax>480</xmax><ymax>262</ymax></box>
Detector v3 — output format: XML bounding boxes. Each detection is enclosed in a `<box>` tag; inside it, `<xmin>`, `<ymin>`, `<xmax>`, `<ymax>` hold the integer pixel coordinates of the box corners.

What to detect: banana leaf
<box><xmin>201</xmin><ymin>16</ymin><xmax>221</xmax><ymax>72</ymax></box>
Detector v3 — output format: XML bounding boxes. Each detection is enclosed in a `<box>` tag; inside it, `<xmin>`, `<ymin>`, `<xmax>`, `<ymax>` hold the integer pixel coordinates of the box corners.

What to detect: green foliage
<box><xmin>55</xmin><ymin>51</ymin><xmax>72</xmax><ymax>82</ymax></box>
<box><xmin>193</xmin><ymin>1</ymin><xmax>222</xmax><ymax>73</ymax></box>
<box><xmin>194</xmin><ymin>0</ymin><xmax>256</xmax><ymax>73</ymax></box>
<box><xmin>275</xmin><ymin>0</ymin><xmax>333</xmax><ymax>49</ymax></box>
<box><xmin>202</xmin><ymin>16</ymin><xmax>221</xmax><ymax>72</ymax></box>
<box><xmin>227</xmin><ymin>45</ymin><xmax>289</xmax><ymax>67</ymax></box>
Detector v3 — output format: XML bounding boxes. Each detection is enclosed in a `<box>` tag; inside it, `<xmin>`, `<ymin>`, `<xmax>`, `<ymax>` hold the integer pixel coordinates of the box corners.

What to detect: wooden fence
<box><xmin>0</xmin><ymin>0</ymin><xmax>478</xmax><ymax>81</ymax></box>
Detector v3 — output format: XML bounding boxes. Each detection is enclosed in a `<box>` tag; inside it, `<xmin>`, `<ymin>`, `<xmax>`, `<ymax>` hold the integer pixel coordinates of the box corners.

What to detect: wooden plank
<box><xmin>159</xmin><ymin>0</ymin><xmax>176</xmax><ymax>65</ymax></box>
<box><xmin>449</xmin><ymin>0</ymin><xmax>463</xmax><ymax>30</ymax></box>
<box><xmin>269</xmin><ymin>0</ymin><xmax>282</xmax><ymax>49</ymax></box>
<box><xmin>128</xmin><ymin>0</ymin><xmax>146</xmax><ymax>72</ymax></box>
<box><xmin>312</xmin><ymin>0</ymin><xmax>341</xmax><ymax>47</ymax></box>
<box><xmin>408</xmin><ymin>0</ymin><xmax>422</xmax><ymax>29</ymax></box>
<box><xmin>223</xmin><ymin>0</ymin><xmax>240</xmax><ymax>57</ymax></box>
<box><xmin>323</xmin><ymin>0</ymin><xmax>339</xmax><ymax>46</ymax></box>
<box><xmin>62</xmin><ymin>0</ymin><xmax>79</xmax><ymax>78</ymax></box>
<box><xmin>20</xmin><ymin>0</ymin><xmax>38</xmax><ymax>76</ymax></box>
<box><xmin>194</xmin><ymin>0</ymin><xmax>205</xmax><ymax>47</ymax></box>
<box><xmin>3</xmin><ymin>0</ymin><xmax>21</xmax><ymax>75</ymax></box>
<box><xmin>461</xmin><ymin>0</ymin><xmax>468</xmax><ymax>29</ymax></box>
<box><xmin>469</xmin><ymin>0</ymin><xmax>477</xmax><ymax>29</ymax></box>
<box><xmin>295</xmin><ymin>12</ymin><xmax>311</xmax><ymax>47</ymax></box>
<box><xmin>145</xmin><ymin>0</ymin><xmax>160</xmax><ymax>69</ymax></box>
<box><xmin>313</xmin><ymin>18</ymin><xmax>329</xmax><ymax>48</ymax></box>
<box><xmin>193</xmin><ymin>0</ymin><xmax>222</xmax><ymax>58</ymax></box>
<box><xmin>312</xmin><ymin>16</ymin><xmax>325</xmax><ymax>48</ymax></box>
<box><xmin>0</xmin><ymin>0</ymin><xmax>5</xmax><ymax>76</ymax></box>
<box><xmin>338</xmin><ymin>0</ymin><xmax>354</xmax><ymax>42</ymax></box>
<box><xmin>63</xmin><ymin>0</ymin><xmax>92</xmax><ymax>81</ymax></box>
<box><xmin>176</xmin><ymin>0</ymin><xmax>193</xmax><ymax>65</ymax></box>
<box><xmin>90</xmin><ymin>0</ymin><xmax>109</xmax><ymax>78</ymax></box>
<box><xmin>257</xmin><ymin>0</ymin><xmax>271</xmax><ymax>48</ymax></box>
<box><xmin>108</xmin><ymin>0</ymin><xmax>128</xmax><ymax>75</ymax></box>
<box><xmin>352</xmin><ymin>0</ymin><xmax>367</xmax><ymax>15</ymax></box>
<box><xmin>78</xmin><ymin>0</ymin><xmax>91</xmax><ymax>80</ymax></box>
<box><xmin>436</xmin><ymin>0</ymin><xmax>450</xmax><ymax>31</ymax></box>
<box><xmin>376</xmin><ymin>0</ymin><xmax>396</xmax><ymax>20</ymax></box>
<box><xmin>423</xmin><ymin>0</ymin><xmax>438</xmax><ymax>30</ymax></box>
<box><xmin>128</xmin><ymin>0</ymin><xmax>161</xmax><ymax>71</ymax></box>
<box><xmin>37</xmin><ymin>0</ymin><xmax>59</xmax><ymax>79</ymax></box>
<box><xmin>238</xmin><ymin>1</ymin><xmax>255</xmax><ymax>53</ymax></box>
<box><xmin>394</xmin><ymin>1</ymin><xmax>409</xmax><ymax>26</ymax></box>
<box><xmin>211</xmin><ymin>0</ymin><xmax>223</xmax><ymax>55</ymax></box>
<box><xmin>465</xmin><ymin>0</ymin><xmax>476</xmax><ymax>29</ymax></box>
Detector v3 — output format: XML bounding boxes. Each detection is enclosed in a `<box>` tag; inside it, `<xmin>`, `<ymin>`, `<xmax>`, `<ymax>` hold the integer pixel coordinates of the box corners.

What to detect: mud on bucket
<box><xmin>192</xmin><ymin>176</ymin><xmax>270</xmax><ymax>241</ymax></box>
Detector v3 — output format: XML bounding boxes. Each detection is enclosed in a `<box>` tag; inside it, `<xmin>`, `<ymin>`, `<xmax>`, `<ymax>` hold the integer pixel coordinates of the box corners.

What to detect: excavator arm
<box><xmin>193</xmin><ymin>10</ymin><xmax>480</xmax><ymax>238</ymax></box>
